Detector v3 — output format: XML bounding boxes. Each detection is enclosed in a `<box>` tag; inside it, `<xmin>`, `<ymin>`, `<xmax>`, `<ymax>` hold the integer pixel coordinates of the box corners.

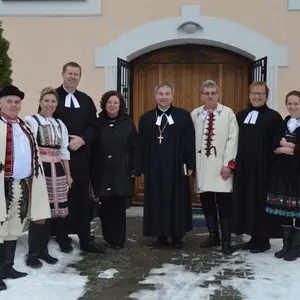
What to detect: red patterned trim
<box><xmin>228</xmin><ymin>159</ymin><xmax>236</xmax><ymax>170</ymax></box>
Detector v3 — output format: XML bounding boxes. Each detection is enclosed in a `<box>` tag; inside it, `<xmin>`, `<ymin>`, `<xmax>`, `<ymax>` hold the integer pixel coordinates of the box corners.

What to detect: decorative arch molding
<box><xmin>94</xmin><ymin>4</ymin><xmax>289</xmax><ymax>110</ymax></box>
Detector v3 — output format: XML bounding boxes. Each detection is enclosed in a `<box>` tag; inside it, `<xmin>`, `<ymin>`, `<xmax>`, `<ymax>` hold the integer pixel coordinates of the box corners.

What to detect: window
<box><xmin>0</xmin><ymin>0</ymin><xmax>101</xmax><ymax>16</ymax></box>
<box><xmin>288</xmin><ymin>0</ymin><xmax>300</xmax><ymax>10</ymax></box>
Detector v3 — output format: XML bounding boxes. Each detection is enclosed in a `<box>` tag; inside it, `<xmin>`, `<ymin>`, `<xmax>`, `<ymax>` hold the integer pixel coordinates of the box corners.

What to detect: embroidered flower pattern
<box><xmin>267</xmin><ymin>194</ymin><xmax>300</xmax><ymax>207</ymax></box>
<box><xmin>204</xmin><ymin>111</ymin><xmax>217</xmax><ymax>157</ymax></box>
<box><xmin>266</xmin><ymin>193</ymin><xmax>300</xmax><ymax>218</ymax></box>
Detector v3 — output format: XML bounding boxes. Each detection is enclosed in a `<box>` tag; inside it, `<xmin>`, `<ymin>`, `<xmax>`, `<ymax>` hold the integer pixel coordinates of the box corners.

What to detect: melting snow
<box><xmin>130</xmin><ymin>237</ymin><xmax>300</xmax><ymax>300</ymax></box>
<box><xmin>0</xmin><ymin>233</ymin><xmax>87</xmax><ymax>300</ymax></box>
<box><xmin>98</xmin><ymin>269</ymin><xmax>119</xmax><ymax>279</ymax></box>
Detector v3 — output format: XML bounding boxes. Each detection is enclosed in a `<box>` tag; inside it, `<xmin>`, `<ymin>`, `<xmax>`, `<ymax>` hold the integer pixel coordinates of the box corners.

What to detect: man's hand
<box><xmin>69</xmin><ymin>135</ymin><xmax>84</xmax><ymax>151</ymax></box>
<box><xmin>220</xmin><ymin>167</ymin><xmax>231</xmax><ymax>181</ymax></box>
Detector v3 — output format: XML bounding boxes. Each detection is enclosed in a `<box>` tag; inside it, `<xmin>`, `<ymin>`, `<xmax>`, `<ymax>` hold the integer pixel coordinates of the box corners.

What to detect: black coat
<box><xmin>231</xmin><ymin>104</ymin><xmax>283</xmax><ymax>237</ymax></box>
<box><xmin>91</xmin><ymin>112</ymin><xmax>140</xmax><ymax>198</ymax></box>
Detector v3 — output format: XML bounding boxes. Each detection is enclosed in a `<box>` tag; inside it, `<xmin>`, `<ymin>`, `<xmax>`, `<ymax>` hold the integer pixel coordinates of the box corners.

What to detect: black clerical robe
<box><xmin>139</xmin><ymin>106</ymin><xmax>195</xmax><ymax>238</ymax></box>
<box><xmin>53</xmin><ymin>85</ymin><xmax>98</xmax><ymax>242</ymax></box>
<box><xmin>231</xmin><ymin>104</ymin><xmax>283</xmax><ymax>238</ymax></box>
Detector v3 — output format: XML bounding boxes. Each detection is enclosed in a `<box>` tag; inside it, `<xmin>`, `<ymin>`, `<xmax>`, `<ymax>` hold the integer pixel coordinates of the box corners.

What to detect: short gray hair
<box><xmin>154</xmin><ymin>82</ymin><xmax>174</xmax><ymax>95</ymax></box>
<box><xmin>201</xmin><ymin>80</ymin><xmax>219</xmax><ymax>93</ymax></box>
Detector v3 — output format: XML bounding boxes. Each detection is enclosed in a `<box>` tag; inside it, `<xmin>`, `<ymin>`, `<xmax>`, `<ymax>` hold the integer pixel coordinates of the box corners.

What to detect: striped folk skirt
<box><xmin>39</xmin><ymin>147</ymin><xmax>69</xmax><ymax>218</ymax></box>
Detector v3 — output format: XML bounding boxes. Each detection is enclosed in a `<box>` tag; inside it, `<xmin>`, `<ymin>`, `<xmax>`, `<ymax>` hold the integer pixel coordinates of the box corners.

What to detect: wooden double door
<box><xmin>118</xmin><ymin>45</ymin><xmax>262</xmax><ymax>205</ymax></box>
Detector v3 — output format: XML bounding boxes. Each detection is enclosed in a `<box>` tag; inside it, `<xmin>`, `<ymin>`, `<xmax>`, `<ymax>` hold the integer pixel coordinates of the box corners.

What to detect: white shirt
<box><xmin>0</xmin><ymin>116</ymin><xmax>33</xmax><ymax>180</ymax></box>
<box><xmin>25</xmin><ymin>114</ymin><xmax>70</xmax><ymax>160</ymax></box>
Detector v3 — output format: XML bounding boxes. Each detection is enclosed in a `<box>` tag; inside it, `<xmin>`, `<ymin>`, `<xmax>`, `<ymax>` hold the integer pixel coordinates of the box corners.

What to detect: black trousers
<box><xmin>99</xmin><ymin>196</ymin><xmax>127</xmax><ymax>247</ymax></box>
<box><xmin>65</xmin><ymin>150</ymin><xmax>91</xmax><ymax>246</ymax></box>
<box><xmin>201</xmin><ymin>192</ymin><xmax>232</xmax><ymax>219</ymax></box>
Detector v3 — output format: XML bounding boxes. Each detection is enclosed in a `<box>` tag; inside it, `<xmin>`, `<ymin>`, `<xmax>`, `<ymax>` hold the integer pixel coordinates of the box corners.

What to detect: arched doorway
<box><xmin>131</xmin><ymin>44</ymin><xmax>252</xmax><ymax>205</ymax></box>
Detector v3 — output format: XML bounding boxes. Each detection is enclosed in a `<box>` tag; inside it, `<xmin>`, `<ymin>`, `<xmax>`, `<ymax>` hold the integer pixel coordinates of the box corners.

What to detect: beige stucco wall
<box><xmin>1</xmin><ymin>0</ymin><xmax>299</xmax><ymax>117</ymax></box>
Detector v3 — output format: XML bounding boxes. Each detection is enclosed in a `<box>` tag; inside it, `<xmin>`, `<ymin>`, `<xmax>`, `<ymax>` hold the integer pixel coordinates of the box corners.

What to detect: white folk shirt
<box><xmin>191</xmin><ymin>104</ymin><xmax>239</xmax><ymax>193</ymax></box>
<box><xmin>25</xmin><ymin>115</ymin><xmax>70</xmax><ymax>160</ymax></box>
<box><xmin>12</xmin><ymin>123</ymin><xmax>32</xmax><ymax>179</ymax></box>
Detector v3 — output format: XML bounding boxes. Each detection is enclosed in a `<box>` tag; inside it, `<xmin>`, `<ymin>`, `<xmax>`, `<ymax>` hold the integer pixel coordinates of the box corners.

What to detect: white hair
<box><xmin>201</xmin><ymin>80</ymin><xmax>219</xmax><ymax>93</ymax></box>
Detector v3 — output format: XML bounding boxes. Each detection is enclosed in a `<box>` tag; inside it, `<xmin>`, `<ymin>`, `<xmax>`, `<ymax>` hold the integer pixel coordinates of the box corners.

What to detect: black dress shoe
<box><xmin>171</xmin><ymin>238</ymin><xmax>183</xmax><ymax>249</ymax></box>
<box><xmin>2</xmin><ymin>266</ymin><xmax>27</xmax><ymax>279</ymax></box>
<box><xmin>39</xmin><ymin>251</ymin><xmax>58</xmax><ymax>265</ymax></box>
<box><xmin>0</xmin><ymin>279</ymin><xmax>7</xmax><ymax>291</ymax></box>
<box><xmin>26</xmin><ymin>254</ymin><xmax>43</xmax><ymax>268</ymax></box>
<box><xmin>155</xmin><ymin>237</ymin><xmax>169</xmax><ymax>247</ymax></box>
<box><xmin>250</xmin><ymin>240</ymin><xmax>271</xmax><ymax>253</ymax></box>
<box><xmin>80</xmin><ymin>241</ymin><xmax>106</xmax><ymax>253</ymax></box>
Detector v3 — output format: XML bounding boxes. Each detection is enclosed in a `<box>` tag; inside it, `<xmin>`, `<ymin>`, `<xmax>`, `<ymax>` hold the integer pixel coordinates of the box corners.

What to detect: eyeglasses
<box><xmin>202</xmin><ymin>92</ymin><xmax>218</xmax><ymax>97</ymax></box>
<box><xmin>250</xmin><ymin>92</ymin><xmax>266</xmax><ymax>97</ymax></box>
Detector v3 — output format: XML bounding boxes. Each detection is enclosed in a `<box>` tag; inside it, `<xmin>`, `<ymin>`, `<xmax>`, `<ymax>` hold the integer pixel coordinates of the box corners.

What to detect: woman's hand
<box><xmin>67</xmin><ymin>175</ymin><xmax>73</xmax><ymax>188</ymax></box>
<box><xmin>276</xmin><ymin>146</ymin><xmax>294</xmax><ymax>155</ymax></box>
<box><xmin>280</xmin><ymin>138</ymin><xmax>295</xmax><ymax>149</ymax></box>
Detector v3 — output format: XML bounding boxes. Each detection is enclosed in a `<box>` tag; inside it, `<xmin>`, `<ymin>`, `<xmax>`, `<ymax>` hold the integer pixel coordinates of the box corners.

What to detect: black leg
<box><xmin>0</xmin><ymin>243</ymin><xmax>7</xmax><ymax>291</ymax></box>
<box><xmin>200</xmin><ymin>192</ymin><xmax>220</xmax><ymax>248</ymax></box>
<box><xmin>216</xmin><ymin>193</ymin><xmax>233</xmax><ymax>255</ymax></box>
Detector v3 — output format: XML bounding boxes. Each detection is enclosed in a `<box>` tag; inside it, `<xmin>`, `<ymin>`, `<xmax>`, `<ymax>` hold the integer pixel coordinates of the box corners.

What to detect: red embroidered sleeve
<box><xmin>228</xmin><ymin>159</ymin><xmax>236</xmax><ymax>170</ymax></box>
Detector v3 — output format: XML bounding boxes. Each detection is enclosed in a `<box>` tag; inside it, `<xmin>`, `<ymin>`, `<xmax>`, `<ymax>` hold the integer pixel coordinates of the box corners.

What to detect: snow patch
<box><xmin>1</xmin><ymin>233</ymin><xmax>87</xmax><ymax>300</ymax></box>
<box><xmin>98</xmin><ymin>269</ymin><xmax>119</xmax><ymax>279</ymax></box>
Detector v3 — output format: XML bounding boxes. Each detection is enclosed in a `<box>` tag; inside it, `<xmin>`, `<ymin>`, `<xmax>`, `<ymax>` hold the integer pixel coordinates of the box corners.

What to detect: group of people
<box><xmin>0</xmin><ymin>61</ymin><xmax>299</xmax><ymax>292</ymax></box>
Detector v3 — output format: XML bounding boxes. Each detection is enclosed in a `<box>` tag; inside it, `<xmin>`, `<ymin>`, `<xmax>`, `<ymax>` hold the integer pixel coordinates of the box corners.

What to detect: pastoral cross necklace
<box><xmin>155</xmin><ymin>111</ymin><xmax>168</xmax><ymax>144</ymax></box>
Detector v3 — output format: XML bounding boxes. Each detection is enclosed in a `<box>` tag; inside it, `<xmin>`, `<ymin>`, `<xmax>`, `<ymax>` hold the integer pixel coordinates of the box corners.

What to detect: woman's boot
<box><xmin>39</xmin><ymin>223</ymin><xmax>58</xmax><ymax>265</ymax></box>
<box><xmin>275</xmin><ymin>225</ymin><xmax>292</xmax><ymax>259</ymax></box>
<box><xmin>284</xmin><ymin>227</ymin><xmax>300</xmax><ymax>261</ymax></box>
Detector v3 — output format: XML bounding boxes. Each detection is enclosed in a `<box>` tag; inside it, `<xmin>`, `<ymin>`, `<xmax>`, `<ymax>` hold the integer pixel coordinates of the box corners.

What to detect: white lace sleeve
<box><xmin>24</xmin><ymin>115</ymin><xmax>39</xmax><ymax>140</ymax></box>
<box><xmin>57</xmin><ymin>119</ymin><xmax>70</xmax><ymax>160</ymax></box>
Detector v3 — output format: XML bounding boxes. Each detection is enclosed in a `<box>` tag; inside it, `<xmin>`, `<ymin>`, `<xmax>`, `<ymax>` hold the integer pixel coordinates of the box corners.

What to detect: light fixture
<box><xmin>177</xmin><ymin>21</ymin><xmax>203</xmax><ymax>34</ymax></box>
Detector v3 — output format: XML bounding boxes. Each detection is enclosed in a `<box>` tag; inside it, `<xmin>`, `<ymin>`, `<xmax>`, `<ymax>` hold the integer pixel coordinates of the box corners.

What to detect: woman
<box><xmin>266</xmin><ymin>90</ymin><xmax>300</xmax><ymax>261</ymax></box>
<box><xmin>91</xmin><ymin>90</ymin><xmax>140</xmax><ymax>249</ymax></box>
<box><xmin>25</xmin><ymin>87</ymin><xmax>73</xmax><ymax>268</ymax></box>
<box><xmin>231</xmin><ymin>81</ymin><xmax>283</xmax><ymax>253</ymax></box>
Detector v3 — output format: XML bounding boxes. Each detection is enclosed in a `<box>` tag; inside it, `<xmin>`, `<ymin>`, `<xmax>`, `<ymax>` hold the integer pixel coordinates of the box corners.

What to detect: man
<box><xmin>53</xmin><ymin>62</ymin><xmax>104</xmax><ymax>253</ymax></box>
<box><xmin>139</xmin><ymin>82</ymin><xmax>195</xmax><ymax>248</ymax></box>
<box><xmin>191</xmin><ymin>80</ymin><xmax>239</xmax><ymax>254</ymax></box>
<box><xmin>0</xmin><ymin>85</ymin><xmax>51</xmax><ymax>291</ymax></box>
<box><xmin>231</xmin><ymin>81</ymin><xmax>283</xmax><ymax>253</ymax></box>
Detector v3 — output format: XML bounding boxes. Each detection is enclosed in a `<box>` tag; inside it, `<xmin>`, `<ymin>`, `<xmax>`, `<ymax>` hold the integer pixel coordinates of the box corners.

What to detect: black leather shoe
<box><xmin>0</xmin><ymin>279</ymin><xmax>6</xmax><ymax>291</ymax></box>
<box><xmin>2</xmin><ymin>266</ymin><xmax>27</xmax><ymax>279</ymax></box>
<box><xmin>155</xmin><ymin>237</ymin><xmax>169</xmax><ymax>247</ymax></box>
<box><xmin>26</xmin><ymin>254</ymin><xmax>43</xmax><ymax>268</ymax></box>
<box><xmin>80</xmin><ymin>241</ymin><xmax>106</xmax><ymax>253</ymax></box>
<box><xmin>172</xmin><ymin>239</ymin><xmax>183</xmax><ymax>249</ymax></box>
<box><xmin>250</xmin><ymin>239</ymin><xmax>271</xmax><ymax>253</ymax></box>
<box><xmin>39</xmin><ymin>251</ymin><xmax>58</xmax><ymax>265</ymax></box>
